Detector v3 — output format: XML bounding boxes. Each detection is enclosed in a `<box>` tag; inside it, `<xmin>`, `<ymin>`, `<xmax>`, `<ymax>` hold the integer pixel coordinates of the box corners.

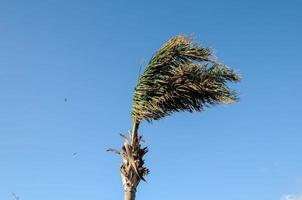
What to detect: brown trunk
<box><xmin>124</xmin><ymin>188</ymin><xmax>136</xmax><ymax>200</ymax></box>
<box><xmin>121</xmin><ymin>170</ymin><xmax>139</xmax><ymax>200</ymax></box>
<box><xmin>119</xmin><ymin>121</ymin><xmax>148</xmax><ymax>200</ymax></box>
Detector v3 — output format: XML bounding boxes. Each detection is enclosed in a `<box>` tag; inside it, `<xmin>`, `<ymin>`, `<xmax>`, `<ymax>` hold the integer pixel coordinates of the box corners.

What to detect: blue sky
<box><xmin>0</xmin><ymin>0</ymin><xmax>301</xmax><ymax>199</ymax></box>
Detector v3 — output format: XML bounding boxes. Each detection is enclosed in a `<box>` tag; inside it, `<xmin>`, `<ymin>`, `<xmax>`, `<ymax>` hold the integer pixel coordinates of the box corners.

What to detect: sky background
<box><xmin>0</xmin><ymin>0</ymin><xmax>301</xmax><ymax>200</ymax></box>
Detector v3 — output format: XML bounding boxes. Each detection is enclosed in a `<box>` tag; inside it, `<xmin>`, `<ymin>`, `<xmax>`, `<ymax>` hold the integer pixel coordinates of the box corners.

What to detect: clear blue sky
<box><xmin>1</xmin><ymin>0</ymin><xmax>301</xmax><ymax>200</ymax></box>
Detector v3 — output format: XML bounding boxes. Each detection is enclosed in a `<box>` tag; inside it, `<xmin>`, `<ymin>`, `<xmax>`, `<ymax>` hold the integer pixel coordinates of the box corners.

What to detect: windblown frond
<box><xmin>132</xmin><ymin>35</ymin><xmax>241</xmax><ymax>123</ymax></box>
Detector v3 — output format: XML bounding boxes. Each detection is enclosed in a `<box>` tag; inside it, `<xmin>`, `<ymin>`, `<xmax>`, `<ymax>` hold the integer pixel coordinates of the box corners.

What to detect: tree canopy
<box><xmin>132</xmin><ymin>35</ymin><xmax>241</xmax><ymax>123</ymax></box>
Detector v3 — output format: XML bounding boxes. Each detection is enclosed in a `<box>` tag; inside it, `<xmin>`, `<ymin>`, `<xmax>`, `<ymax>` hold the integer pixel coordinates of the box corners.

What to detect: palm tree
<box><xmin>108</xmin><ymin>35</ymin><xmax>241</xmax><ymax>200</ymax></box>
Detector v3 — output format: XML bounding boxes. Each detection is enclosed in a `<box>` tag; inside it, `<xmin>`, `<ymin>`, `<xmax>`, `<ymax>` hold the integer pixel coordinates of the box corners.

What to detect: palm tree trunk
<box><xmin>121</xmin><ymin>122</ymin><xmax>140</xmax><ymax>200</ymax></box>
<box><xmin>121</xmin><ymin>166</ymin><xmax>139</xmax><ymax>200</ymax></box>
<box><xmin>131</xmin><ymin>122</ymin><xmax>139</xmax><ymax>145</ymax></box>
<box><xmin>124</xmin><ymin>188</ymin><xmax>136</xmax><ymax>200</ymax></box>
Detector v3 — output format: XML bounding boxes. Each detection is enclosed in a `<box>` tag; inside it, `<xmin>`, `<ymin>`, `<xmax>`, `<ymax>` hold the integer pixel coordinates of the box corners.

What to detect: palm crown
<box><xmin>132</xmin><ymin>35</ymin><xmax>240</xmax><ymax>123</ymax></box>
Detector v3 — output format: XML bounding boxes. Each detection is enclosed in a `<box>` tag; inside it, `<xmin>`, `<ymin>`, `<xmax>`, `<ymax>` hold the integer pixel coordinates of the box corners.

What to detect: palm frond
<box><xmin>132</xmin><ymin>35</ymin><xmax>241</xmax><ymax>123</ymax></box>
<box><xmin>106</xmin><ymin>148</ymin><xmax>121</xmax><ymax>155</ymax></box>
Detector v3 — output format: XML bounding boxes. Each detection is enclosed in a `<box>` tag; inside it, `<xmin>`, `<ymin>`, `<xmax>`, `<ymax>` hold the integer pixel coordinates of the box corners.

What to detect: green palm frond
<box><xmin>132</xmin><ymin>35</ymin><xmax>241</xmax><ymax>123</ymax></box>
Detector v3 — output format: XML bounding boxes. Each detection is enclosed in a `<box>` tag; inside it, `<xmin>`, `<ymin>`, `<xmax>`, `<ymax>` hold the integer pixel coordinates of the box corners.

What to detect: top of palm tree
<box><xmin>132</xmin><ymin>35</ymin><xmax>240</xmax><ymax>124</ymax></box>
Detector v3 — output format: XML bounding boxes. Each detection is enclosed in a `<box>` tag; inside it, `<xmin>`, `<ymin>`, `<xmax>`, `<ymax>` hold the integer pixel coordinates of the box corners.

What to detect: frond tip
<box><xmin>132</xmin><ymin>35</ymin><xmax>241</xmax><ymax>123</ymax></box>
